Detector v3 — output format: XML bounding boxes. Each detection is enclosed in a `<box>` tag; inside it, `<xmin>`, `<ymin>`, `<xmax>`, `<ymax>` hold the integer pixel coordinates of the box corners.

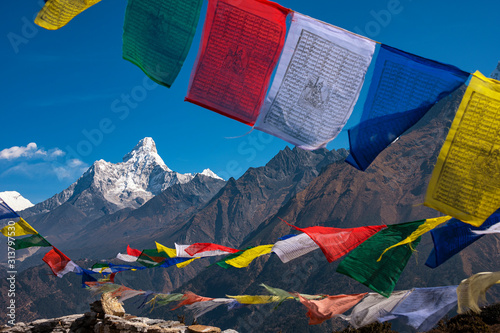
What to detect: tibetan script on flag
<box><xmin>256</xmin><ymin>12</ymin><xmax>376</xmax><ymax>149</ymax></box>
<box><xmin>185</xmin><ymin>0</ymin><xmax>289</xmax><ymax>126</ymax></box>
<box><xmin>346</xmin><ymin>45</ymin><xmax>469</xmax><ymax>171</ymax></box>
<box><xmin>425</xmin><ymin>71</ymin><xmax>500</xmax><ymax>226</ymax></box>
<box><xmin>35</xmin><ymin>0</ymin><xmax>101</xmax><ymax>30</ymax></box>
<box><xmin>122</xmin><ymin>0</ymin><xmax>203</xmax><ymax>88</ymax></box>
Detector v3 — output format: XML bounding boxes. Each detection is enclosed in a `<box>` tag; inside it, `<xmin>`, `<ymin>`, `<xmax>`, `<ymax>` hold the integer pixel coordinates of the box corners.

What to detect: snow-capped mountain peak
<box><xmin>122</xmin><ymin>137</ymin><xmax>171</xmax><ymax>171</ymax></box>
<box><xmin>199</xmin><ymin>168</ymin><xmax>224</xmax><ymax>180</ymax></box>
<box><xmin>0</xmin><ymin>191</ymin><xmax>34</xmax><ymax>211</ymax></box>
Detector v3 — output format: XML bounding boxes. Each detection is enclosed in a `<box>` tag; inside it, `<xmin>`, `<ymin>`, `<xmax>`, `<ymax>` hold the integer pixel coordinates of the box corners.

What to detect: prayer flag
<box><xmin>137</xmin><ymin>249</ymin><xmax>170</xmax><ymax>268</ymax></box>
<box><xmin>227</xmin><ymin>295</ymin><xmax>282</xmax><ymax>304</ymax></box>
<box><xmin>272</xmin><ymin>233</ymin><xmax>320</xmax><ymax>263</ymax></box>
<box><xmin>287</xmin><ymin>221</ymin><xmax>386</xmax><ymax>263</ymax></box>
<box><xmin>378</xmin><ymin>216</ymin><xmax>451</xmax><ymax>261</ymax></box>
<box><xmin>224</xmin><ymin>244</ymin><xmax>273</xmax><ymax>268</ymax></box>
<box><xmin>425</xmin><ymin>210</ymin><xmax>500</xmax><ymax>268</ymax></box>
<box><xmin>342</xmin><ymin>291</ymin><xmax>412</xmax><ymax>329</ymax></box>
<box><xmin>346</xmin><ymin>45</ymin><xmax>469</xmax><ymax>170</ymax></box>
<box><xmin>215</xmin><ymin>247</ymin><xmax>250</xmax><ymax>269</ymax></box>
<box><xmin>185</xmin><ymin>243</ymin><xmax>240</xmax><ymax>256</ymax></box>
<box><xmin>256</xmin><ymin>12</ymin><xmax>376</xmax><ymax>149</ymax></box>
<box><xmin>157</xmin><ymin>242</ymin><xmax>198</xmax><ymax>268</ymax></box>
<box><xmin>337</xmin><ymin>220</ymin><xmax>425</xmax><ymax>297</ymax></box>
<box><xmin>425</xmin><ymin>72</ymin><xmax>500</xmax><ymax>225</ymax></box>
<box><xmin>12</xmin><ymin>234</ymin><xmax>51</xmax><ymax>250</ymax></box>
<box><xmin>185</xmin><ymin>298</ymin><xmax>234</xmax><ymax>318</ymax></box>
<box><xmin>43</xmin><ymin>247</ymin><xmax>80</xmax><ymax>277</ymax></box>
<box><xmin>171</xmin><ymin>292</ymin><xmax>214</xmax><ymax>310</ymax></box>
<box><xmin>298</xmin><ymin>293</ymin><xmax>367</xmax><ymax>325</ymax></box>
<box><xmin>185</xmin><ymin>0</ymin><xmax>290</xmax><ymax>126</ymax></box>
<box><xmin>127</xmin><ymin>245</ymin><xmax>142</xmax><ymax>257</ymax></box>
<box><xmin>457</xmin><ymin>271</ymin><xmax>500</xmax><ymax>313</ymax></box>
<box><xmin>149</xmin><ymin>293</ymin><xmax>185</xmax><ymax>307</ymax></box>
<box><xmin>260</xmin><ymin>284</ymin><xmax>294</xmax><ymax>303</ymax></box>
<box><xmin>0</xmin><ymin>198</ymin><xmax>20</xmax><ymax>220</ymax></box>
<box><xmin>1</xmin><ymin>218</ymin><xmax>38</xmax><ymax>237</ymax></box>
<box><xmin>379</xmin><ymin>286</ymin><xmax>458</xmax><ymax>332</ymax></box>
<box><xmin>472</xmin><ymin>222</ymin><xmax>500</xmax><ymax>234</ymax></box>
<box><xmin>35</xmin><ymin>0</ymin><xmax>101</xmax><ymax>30</ymax></box>
<box><xmin>122</xmin><ymin>0</ymin><xmax>203</xmax><ymax>88</ymax></box>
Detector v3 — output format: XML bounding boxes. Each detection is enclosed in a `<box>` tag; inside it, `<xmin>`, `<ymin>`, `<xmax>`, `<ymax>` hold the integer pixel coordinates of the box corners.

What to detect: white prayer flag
<box><xmin>272</xmin><ymin>233</ymin><xmax>319</xmax><ymax>263</ymax></box>
<box><xmin>256</xmin><ymin>12</ymin><xmax>376</xmax><ymax>150</ymax></box>
<box><xmin>472</xmin><ymin>222</ymin><xmax>500</xmax><ymax>235</ymax></box>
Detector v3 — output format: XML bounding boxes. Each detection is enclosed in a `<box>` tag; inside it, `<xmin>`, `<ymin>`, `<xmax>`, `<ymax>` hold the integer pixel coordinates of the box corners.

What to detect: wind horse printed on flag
<box><xmin>185</xmin><ymin>0</ymin><xmax>290</xmax><ymax>126</ymax></box>
<box><xmin>256</xmin><ymin>12</ymin><xmax>376</xmax><ymax>150</ymax></box>
<box><xmin>122</xmin><ymin>0</ymin><xmax>204</xmax><ymax>88</ymax></box>
<box><xmin>425</xmin><ymin>71</ymin><xmax>500</xmax><ymax>226</ymax></box>
<box><xmin>346</xmin><ymin>45</ymin><xmax>469</xmax><ymax>171</ymax></box>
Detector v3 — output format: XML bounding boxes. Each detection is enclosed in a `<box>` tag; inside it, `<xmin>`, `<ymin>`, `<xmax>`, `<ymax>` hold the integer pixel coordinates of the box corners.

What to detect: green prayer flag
<box><xmin>122</xmin><ymin>0</ymin><xmax>203</xmax><ymax>88</ymax></box>
<box><xmin>137</xmin><ymin>249</ymin><xmax>169</xmax><ymax>268</ymax></box>
<box><xmin>12</xmin><ymin>234</ymin><xmax>51</xmax><ymax>250</ymax></box>
<box><xmin>336</xmin><ymin>220</ymin><xmax>425</xmax><ymax>297</ymax></box>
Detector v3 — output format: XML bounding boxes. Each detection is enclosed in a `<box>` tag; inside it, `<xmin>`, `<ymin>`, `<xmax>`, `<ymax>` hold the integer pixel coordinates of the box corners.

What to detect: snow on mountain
<box><xmin>22</xmin><ymin>137</ymin><xmax>223</xmax><ymax>216</ymax></box>
<box><xmin>0</xmin><ymin>191</ymin><xmax>34</xmax><ymax>211</ymax></box>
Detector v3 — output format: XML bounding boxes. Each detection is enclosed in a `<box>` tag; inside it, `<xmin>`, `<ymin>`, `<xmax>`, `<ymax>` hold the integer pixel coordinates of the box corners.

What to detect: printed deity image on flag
<box><xmin>256</xmin><ymin>12</ymin><xmax>376</xmax><ymax>150</ymax></box>
<box><xmin>425</xmin><ymin>71</ymin><xmax>500</xmax><ymax>226</ymax></box>
<box><xmin>185</xmin><ymin>0</ymin><xmax>289</xmax><ymax>126</ymax></box>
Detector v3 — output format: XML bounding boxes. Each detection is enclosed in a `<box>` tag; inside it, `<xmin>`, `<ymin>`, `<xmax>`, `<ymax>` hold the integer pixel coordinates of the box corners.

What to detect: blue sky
<box><xmin>1</xmin><ymin>0</ymin><xmax>499</xmax><ymax>204</ymax></box>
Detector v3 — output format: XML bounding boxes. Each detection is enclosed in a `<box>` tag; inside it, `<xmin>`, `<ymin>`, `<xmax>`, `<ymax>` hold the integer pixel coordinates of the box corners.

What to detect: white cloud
<box><xmin>0</xmin><ymin>143</ymin><xmax>66</xmax><ymax>161</ymax></box>
<box><xmin>0</xmin><ymin>159</ymin><xmax>88</xmax><ymax>181</ymax></box>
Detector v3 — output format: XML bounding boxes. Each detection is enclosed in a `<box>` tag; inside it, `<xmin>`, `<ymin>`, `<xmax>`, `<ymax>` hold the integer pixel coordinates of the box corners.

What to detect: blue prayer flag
<box><xmin>425</xmin><ymin>210</ymin><xmax>500</xmax><ymax>268</ymax></box>
<box><xmin>346</xmin><ymin>44</ymin><xmax>469</xmax><ymax>171</ymax></box>
<box><xmin>0</xmin><ymin>199</ymin><xmax>20</xmax><ymax>220</ymax></box>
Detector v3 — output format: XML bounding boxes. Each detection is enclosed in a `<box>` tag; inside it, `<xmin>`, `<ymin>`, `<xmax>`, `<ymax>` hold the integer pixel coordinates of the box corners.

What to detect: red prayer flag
<box><xmin>42</xmin><ymin>247</ymin><xmax>71</xmax><ymax>276</ymax></box>
<box><xmin>298</xmin><ymin>293</ymin><xmax>367</xmax><ymax>325</ymax></box>
<box><xmin>127</xmin><ymin>244</ymin><xmax>142</xmax><ymax>257</ymax></box>
<box><xmin>185</xmin><ymin>243</ymin><xmax>240</xmax><ymax>256</ymax></box>
<box><xmin>171</xmin><ymin>292</ymin><xmax>214</xmax><ymax>310</ymax></box>
<box><xmin>185</xmin><ymin>0</ymin><xmax>290</xmax><ymax>126</ymax></box>
<box><xmin>282</xmin><ymin>218</ymin><xmax>386</xmax><ymax>263</ymax></box>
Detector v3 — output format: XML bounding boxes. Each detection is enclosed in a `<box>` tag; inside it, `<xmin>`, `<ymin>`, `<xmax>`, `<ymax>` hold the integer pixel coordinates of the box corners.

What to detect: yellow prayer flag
<box><xmin>35</xmin><ymin>0</ymin><xmax>102</xmax><ymax>30</ymax></box>
<box><xmin>1</xmin><ymin>218</ymin><xmax>38</xmax><ymax>237</ymax></box>
<box><xmin>377</xmin><ymin>216</ymin><xmax>452</xmax><ymax>261</ymax></box>
<box><xmin>155</xmin><ymin>242</ymin><xmax>177</xmax><ymax>258</ymax></box>
<box><xmin>226</xmin><ymin>295</ymin><xmax>282</xmax><ymax>304</ymax></box>
<box><xmin>224</xmin><ymin>245</ymin><xmax>273</xmax><ymax>268</ymax></box>
<box><xmin>156</xmin><ymin>241</ymin><xmax>198</xmax><ymax>268</ymax></box>
<box><xmin>425</xmin><ymin>71</ymin><xmax>500</xmax><ymax>226</ymax></box>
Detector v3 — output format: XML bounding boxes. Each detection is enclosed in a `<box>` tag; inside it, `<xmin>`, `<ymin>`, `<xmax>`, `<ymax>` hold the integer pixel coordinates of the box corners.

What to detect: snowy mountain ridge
<box><xmin>21</xmin><ymin>137</ymin><xmax>222</xmax><ymax>217</ymax></box>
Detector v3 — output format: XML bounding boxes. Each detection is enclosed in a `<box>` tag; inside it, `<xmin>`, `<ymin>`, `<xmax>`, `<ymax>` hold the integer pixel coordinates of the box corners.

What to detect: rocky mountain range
<box><xmin>3</xmin><ymin>86</ymin><xmax>500</xmax><ymax>332</ymax></box>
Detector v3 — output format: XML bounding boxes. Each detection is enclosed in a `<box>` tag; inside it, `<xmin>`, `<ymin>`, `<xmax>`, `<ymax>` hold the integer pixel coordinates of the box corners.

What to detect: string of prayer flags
<box><xmin>185</xmin><ymin>243</ymin><xmax>240</xmax><ymax>256</ymax></box>
<box><xmin>256</xmin><ymin>12</ymin><xmax>376</xmax><ymax>150</ymax></box>
<box><xmin>378</xmin><ymin>286</ymin><xmax>458</xmax><ymax>332</ymax></box>
<box><xmin>286</xmin><ymin>220</ymin><xmax>386</xmax><ymax>263</ymax></box>
<box><xmin>271</xmin><ymin>233</ymin><xmax>320</xmax><ymax>263</ymax></box>
<box><xmin>171</xmin><ymin>292</ymin><xmax>214</xmax><ymax>310</ymax></box>
<box><xmin>185</xmin><ymin>298</ymin><xmax>235</xmax><ymax>319</ymax></box>
<box><xmin>0</xmin><ymin>198</ymin><xmax>20</xmax><ymax>220</ymax></box>
<box><xmin>337</xmin><ymin>220</ymin><xmax>425</xmax><ymax>297</ymax></box>
<box><xmin>12</xmin><ymin>234</ymin><xmax>51</xmax><ymax>250</ymax></box>
<box><xmin>341</xmin><ymin>290</ymin><xmax>412</xmax><ymax>329</ymax></box>
<box><xmin>377</xmin><ymin>216</ymin><xmax>452</xmax><ymax>261</ymax></box>
<box><xmin>425</xmin><ymin>71</ymin><xmax>500</xmax><ymax>226</ymax></box>
<box><xmin>425</xmin><ymin>210</ymin><xmax>500</xmax><ymax>268</ymax></box>
<box><xmin>297</xmin><ymin>293</ymin><xmax>367</xmax><ymax>325</ymax></box>
<box><xmin>346</xmin><ymin>45</ymin><xmax>469</xmax><ymax>171</ymax></box>
<box><xmin>35</xmin><ymin>0</ymin><xmax>102</xmax><ymax>30</ymax></box>
<box><xmin>457</xmin><ymin>271</ymin><xmax>500</xmax><ymax>314</ymax></box>
<box><xmin>185</xmin><ymin>0</ymin><xmax>290</xmax><ymax>126</ymax></box>
<box><xmin>122</xmin><ymin>0</ymin><xmax>203</xmax><ymax>88</ymax></box>
<box><xmin>224</xmin><ymin>244</ymin><xmax>274</xmax><ymax>268</ymax></box>
<box><xmin>1</xmin><ymin>218</ymin><xmax>38</xmax><ymax>237</ymax></box>
<box><xmin>43</xmin><ymin>247</ymin><xmax>81</xmax><ymax>277</ymax></box>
